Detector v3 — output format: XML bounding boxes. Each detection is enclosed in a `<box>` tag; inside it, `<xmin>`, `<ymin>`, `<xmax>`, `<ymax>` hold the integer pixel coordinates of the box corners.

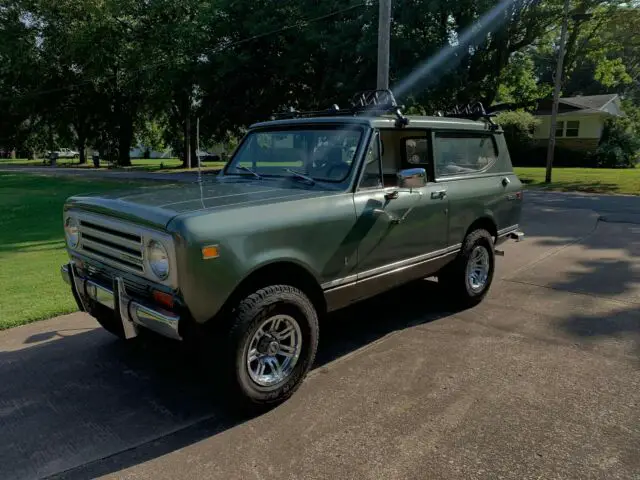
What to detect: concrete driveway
<box><xmin>0</xmin><ymin>192</ymin><xmax>638</xmax><ymax>480</ymax></box>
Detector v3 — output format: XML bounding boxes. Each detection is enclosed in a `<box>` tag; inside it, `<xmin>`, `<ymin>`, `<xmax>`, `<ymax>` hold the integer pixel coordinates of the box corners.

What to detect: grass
<box><xmin>0</xmin><ymin>172</ymin><xmax>174</xmax><ymax>330</ymax></box>
<box><xmin>0</xmin><ymin>157</ymin><xmax>227</xmax><ymax>172</ymax></box>
<box><xmin>514</xmin><ymin>167</ymin><xmax>640</xmax><ymax>196</ymax></box>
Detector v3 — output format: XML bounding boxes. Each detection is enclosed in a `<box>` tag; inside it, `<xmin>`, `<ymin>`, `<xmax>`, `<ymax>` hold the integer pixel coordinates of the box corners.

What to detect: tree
<box><xmin>0</xmin><ymin>2</ymin><xmax>43</xmax><ymax>155</ymax></box>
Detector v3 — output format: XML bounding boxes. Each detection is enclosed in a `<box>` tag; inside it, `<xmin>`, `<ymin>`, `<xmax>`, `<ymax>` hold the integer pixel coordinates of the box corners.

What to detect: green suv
<box><xmin>61</xmin><ymin>91</ymin><xmax>524</xmax><ymax>408</ymax></box>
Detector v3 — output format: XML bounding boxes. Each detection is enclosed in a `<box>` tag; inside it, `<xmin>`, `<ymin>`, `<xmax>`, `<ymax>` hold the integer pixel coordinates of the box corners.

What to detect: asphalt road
<box><xmin>0</xmin><ymin>192</ymin><xmax>638</xmax><ymax>480</ymax></box>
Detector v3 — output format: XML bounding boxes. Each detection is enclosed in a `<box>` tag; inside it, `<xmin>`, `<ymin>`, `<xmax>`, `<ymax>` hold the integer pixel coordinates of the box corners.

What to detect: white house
<box><xmin>532</xmin><ymin>94</ymin><xmax>623</xmax><ymax>153</ymax></box>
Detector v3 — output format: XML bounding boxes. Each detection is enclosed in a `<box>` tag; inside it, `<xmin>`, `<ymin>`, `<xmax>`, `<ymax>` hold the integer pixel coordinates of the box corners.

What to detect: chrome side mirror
<box><xmin>397</xmin><ymin>167</ymin><xmax>427</xmax><ymax>190</ymax></box>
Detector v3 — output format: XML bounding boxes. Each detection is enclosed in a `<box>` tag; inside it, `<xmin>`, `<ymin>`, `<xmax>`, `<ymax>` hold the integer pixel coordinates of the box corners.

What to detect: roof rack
<box><xmin>271</xmin><ymin>89</ymin><xmax>410</xmax><ymax>127</ymax></box>
<box><xmin>434</xmin><ymin>101</ymin><xmax>499</xmax><ymax>130</ymax></box>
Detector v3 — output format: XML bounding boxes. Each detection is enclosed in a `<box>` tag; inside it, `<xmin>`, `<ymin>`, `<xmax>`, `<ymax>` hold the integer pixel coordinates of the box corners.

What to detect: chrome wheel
<box><xmin>466</xmin><ymin>245</ymin><xmax>490</xmax><ymax>293</ymax></box>
<box><xmin>246</xmin><ymin>314</ymin><xmax>303</xmax><ymax>387</ymax></box>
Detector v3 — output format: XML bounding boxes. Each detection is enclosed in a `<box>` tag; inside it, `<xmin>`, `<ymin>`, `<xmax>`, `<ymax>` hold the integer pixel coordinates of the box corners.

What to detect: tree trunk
<box><xmin>184</xmin><ymin>111</ymin><xmax>191</xmax><ymax>169</ymax></box>
<box><xmin>190</xmin><ymin>117</ymin><xmax>198</xmax><ymax>167</ymax></box>
<box><xmin>77</xmin><ymin>132</ymin><xmax>87</xmax><ymax>164</ymax></box>
<box><xmin>118</xmin><ymin>116</ymin><xmax>133</xmax><ymax>167</ymax></box>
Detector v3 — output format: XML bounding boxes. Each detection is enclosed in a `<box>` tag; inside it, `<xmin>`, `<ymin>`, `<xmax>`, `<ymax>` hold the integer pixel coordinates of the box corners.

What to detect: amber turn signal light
<box><xmin>202</xmin><ymin>245</ymin><xmax>220</xmax><ymax>259</ymax></box>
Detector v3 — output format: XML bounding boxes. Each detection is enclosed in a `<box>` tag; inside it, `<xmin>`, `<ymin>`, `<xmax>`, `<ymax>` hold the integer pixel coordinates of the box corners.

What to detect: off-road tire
<box><xmin>437</xmin><ymin>228</ymin><xmax>495</xmax><ymax>308</ymax></box>
<box><xmin>221</xmin><ymin>285</ymin><xmax>319</xmax><ymax>411</ymax></box>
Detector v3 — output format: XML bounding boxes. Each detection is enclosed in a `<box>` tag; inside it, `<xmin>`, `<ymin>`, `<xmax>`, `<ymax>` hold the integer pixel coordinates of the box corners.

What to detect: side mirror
<box><xmin>397</xmin><ymin>167</ymin><xmax>427</xmax><ymax>189</ymax></box>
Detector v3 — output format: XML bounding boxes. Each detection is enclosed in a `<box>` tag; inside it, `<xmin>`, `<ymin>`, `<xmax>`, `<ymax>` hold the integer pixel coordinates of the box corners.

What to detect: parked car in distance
<box><xmin>198</xmin><ymin>151</ymin><xmax>222</xmax><ymax>162</ymax></box>
<box><xmin>60</xmin><ymin>90</ymin><xmax>524</xmax><ymax>410</ymax></box>
<box><xmin>48</xmin><ymin>148</ymin><xmax>79</xmax><ymax>159</ymax></box>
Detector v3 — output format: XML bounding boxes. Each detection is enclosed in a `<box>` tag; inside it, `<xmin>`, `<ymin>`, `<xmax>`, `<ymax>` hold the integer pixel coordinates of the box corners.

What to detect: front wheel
<box><xmin>438</xmin><ymin>228</ymin><xmax>495</xmax><ymax>308</ymax></box>
<box><xmin>220</xmin><ymin>285</ymin><xmax>319</xmax><ymax>410</ymax></box>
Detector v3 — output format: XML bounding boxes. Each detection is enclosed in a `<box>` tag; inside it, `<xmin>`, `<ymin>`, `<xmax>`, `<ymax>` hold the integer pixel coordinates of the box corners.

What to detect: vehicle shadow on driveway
<box><xmin>0</xmin><ymin>279</ymin><xmax>456</xmax><ymax>480</ymax></box>
<box><xmin>546</xmin><ymin>221</ymin><xmax>640</xmax><ymax>360</ymax></box>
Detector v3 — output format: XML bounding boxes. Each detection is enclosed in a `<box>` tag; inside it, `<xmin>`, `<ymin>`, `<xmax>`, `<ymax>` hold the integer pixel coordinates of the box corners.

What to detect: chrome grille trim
<box><xmin>79</xmin><ymin>224</ymin><xmax>143</xmax><ymax>252</ymax></box>
<box><xmin>81</xmin><ymin>238</ymin><xmax>144</xmax><ymax>271</ymax></box>
<box><xmin>77</xmin><ymin>215</ymin><xmax>145</xmax><ymax>273</ymax></box>
<box><xmin>65</xmin><ymin>210</ymin><xmax>179</xmax><ymax>288</ymax></box>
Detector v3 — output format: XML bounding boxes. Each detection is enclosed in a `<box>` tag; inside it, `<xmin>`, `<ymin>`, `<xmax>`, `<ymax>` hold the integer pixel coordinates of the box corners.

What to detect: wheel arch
<box><xmin>211</xmin><ymin>260</ymin><xmax>327</xmax><ymax>325</ymax></box>
<box><xmin>464</xmin><ymin>215</ymin><xmax>498</xmax><ymax>243</ymax></box>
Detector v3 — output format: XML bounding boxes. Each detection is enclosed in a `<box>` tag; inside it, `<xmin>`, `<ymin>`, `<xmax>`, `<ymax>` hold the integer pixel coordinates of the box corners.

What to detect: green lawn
<box><xmin>0</xmin><ymin>157</ymin><xmax>227</xmax><ymax>172</ymax></box>
<box><xmin>0</xmin><ymin>172</ymin><xmax>172</xmax><ymax>330</ymax></box>
<box><xmin>0</xmin><ymin>158</ymin><xmax>311</xmax><ymax>172</ymax></box>
<box><xmin>515</xmin><ymin>167</ymin><xmax>640</xmax><ymax>196</ymax></box>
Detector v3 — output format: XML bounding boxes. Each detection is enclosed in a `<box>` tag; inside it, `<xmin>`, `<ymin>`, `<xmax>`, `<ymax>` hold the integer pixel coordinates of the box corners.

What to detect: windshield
<box><xmin>225</xmin><ymin>126</ymin><xmax>365</xmax><ymax>182</ymax></box>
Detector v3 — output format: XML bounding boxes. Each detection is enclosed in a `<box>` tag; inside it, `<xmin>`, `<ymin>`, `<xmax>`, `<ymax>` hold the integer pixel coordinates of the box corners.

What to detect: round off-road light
<box><xmin>65</xmin><ymin>217</ymin><xmax>79</xmax><ymax>249</ymax></box>
<box><xmin>148</xmin><ymin>240</ymin><xmax>170</xmax><ymax>280</ymax></box>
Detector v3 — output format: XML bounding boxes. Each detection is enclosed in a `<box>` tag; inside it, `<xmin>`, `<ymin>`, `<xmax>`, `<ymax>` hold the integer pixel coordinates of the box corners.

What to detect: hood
<box><xmin>64</xmin><ymin>177</ymin><xmax>337</xmax><ymax>230</ymax></box>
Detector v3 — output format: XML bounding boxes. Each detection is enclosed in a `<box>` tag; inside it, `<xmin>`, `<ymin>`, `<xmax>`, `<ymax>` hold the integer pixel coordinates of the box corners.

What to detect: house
<box><xmin>531</xmin><ymin>94</ymin><xmax>623</xmax><ymax>153</ymax></box>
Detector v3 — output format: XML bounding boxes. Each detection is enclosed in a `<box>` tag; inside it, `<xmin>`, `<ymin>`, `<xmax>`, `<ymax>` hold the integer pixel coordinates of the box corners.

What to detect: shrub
<box><xmin>494</xmin><ymin>110</ymin><xmax>540</xmax><ymax>158</ymax></box>
<box><xmin>593</xmin><ymin>117</ymin><xmax>640</xmax><ymax>168</ymax></box>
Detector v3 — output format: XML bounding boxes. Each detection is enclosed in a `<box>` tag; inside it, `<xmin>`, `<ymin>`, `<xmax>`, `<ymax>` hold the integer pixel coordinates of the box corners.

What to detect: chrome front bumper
<box><xmin>61</xmin><ymin>263</ymin><xmax>181</xmax><ymax>341</ymax></box>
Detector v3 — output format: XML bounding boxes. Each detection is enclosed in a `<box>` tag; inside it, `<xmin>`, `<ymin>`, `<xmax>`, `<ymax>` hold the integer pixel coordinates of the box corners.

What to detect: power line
<box><xmin>0</xmin><ymin>2</ymin><xmax>370</xmax><ymax>104</ymax></box>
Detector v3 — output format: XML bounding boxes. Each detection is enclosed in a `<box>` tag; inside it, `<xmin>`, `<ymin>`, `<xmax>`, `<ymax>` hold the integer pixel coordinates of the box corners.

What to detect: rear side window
<box><xmin>403</xmin><ymin>137</ymin><xmax>429</xmax><ymax>165</ymax></box>
<box><xmin>434</xmin><ymin>133</ymin><xmax>498</xmax><ymax>177</ymax></box>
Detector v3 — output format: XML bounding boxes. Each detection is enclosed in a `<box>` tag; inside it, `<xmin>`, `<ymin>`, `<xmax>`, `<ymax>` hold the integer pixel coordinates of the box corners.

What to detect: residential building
<box><xmin>531</xmin><ymin>94</ymin><xmax>623</xmax><ymax>153</ymax></box>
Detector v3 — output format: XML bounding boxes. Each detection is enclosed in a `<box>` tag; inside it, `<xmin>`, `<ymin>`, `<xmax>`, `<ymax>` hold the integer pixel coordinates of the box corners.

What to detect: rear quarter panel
<box><xmin>438</xmin><ymin>131</ymin><xmax>523</xmax><ymax>246</ymax></box>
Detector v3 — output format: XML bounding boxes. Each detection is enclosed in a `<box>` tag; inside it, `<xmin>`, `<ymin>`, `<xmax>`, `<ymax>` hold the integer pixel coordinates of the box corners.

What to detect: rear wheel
<box><xmin>217</xmin><ymin>285</ymin><xmax>319</xmax><ymax>410</ymax></box>
<box><xmin>438</xmin><ymin>228</ymin><xmax>495</xmax><ymax>307</ymax></box>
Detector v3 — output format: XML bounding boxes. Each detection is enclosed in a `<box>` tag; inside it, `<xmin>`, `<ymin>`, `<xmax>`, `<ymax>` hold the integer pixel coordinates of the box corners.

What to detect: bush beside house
<box><xmin>494</xmin><ymin>110</ymin><xmax>539</xmax><ymax>160</ymax></box>
<box><xmin>593</xmin><ymin>117</ymin><xmax>640</xmax><ymax>168</ymax></box>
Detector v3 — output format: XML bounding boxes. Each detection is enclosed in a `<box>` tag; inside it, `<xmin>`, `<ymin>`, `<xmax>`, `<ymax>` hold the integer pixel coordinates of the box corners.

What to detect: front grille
<box><xmin>77</xmin><ymin>215</ymin><xmax>145</xmax><ymax>273</ymax></box>
<box><xmin>87</xmin><ymin>267</ymin><xmax>151</xmax><ymax>300</ymax></box>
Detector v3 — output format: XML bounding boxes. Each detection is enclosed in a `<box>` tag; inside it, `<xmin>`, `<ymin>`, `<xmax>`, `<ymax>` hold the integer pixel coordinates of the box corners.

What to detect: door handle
<box><xmin>431</xmin><ymin>190</ymin><xmax>447</xmax><ymax>199</ymax></box>
<box><xmin>384</xmin><ymin>190</ymin><xmax>399</xmax><ymax>200</ymax></box>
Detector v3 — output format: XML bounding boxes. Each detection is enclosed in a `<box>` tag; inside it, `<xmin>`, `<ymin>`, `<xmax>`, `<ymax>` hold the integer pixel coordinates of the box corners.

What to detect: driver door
<box><xmin>351</xmin><ymin>129</ymin><xmax>449</xmax><ymax>300</ymax></box>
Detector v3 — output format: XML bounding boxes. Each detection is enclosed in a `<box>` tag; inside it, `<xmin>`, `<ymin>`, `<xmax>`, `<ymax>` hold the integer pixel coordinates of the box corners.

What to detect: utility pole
<box><xmin>185</xmin><ymin>112</ymin><xmax>192</xmax><ymax>169</ymax></box>
<box><xmin>377</xmin><ymin>0</ymin><xmax>392</xmax><ymax>90</ymax></box>
<box><xmin>545</xmin><ymin>0</ymin><xmax>570</xmax><ymax>184</ymax></box>
<box><xmin>196</xmin><ymin>117</ymin><xmax>202</xmax><ymax>184</ymax></box>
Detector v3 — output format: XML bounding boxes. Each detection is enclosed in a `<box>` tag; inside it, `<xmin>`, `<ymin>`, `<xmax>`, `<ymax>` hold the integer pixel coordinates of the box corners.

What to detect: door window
<box><xmin>434</xmin><ymin>133</ymin><xmax>498</xmax><ymax>177</ymax></box>
<box><xmin>404</xmin><ymin>138</ymin><xmax>429</xmax><ymax>165</ymax></box>
<box><xmin>358</xmin><ymin>132</ymin><xmax>383</xmax><ymax>189</ymax></box>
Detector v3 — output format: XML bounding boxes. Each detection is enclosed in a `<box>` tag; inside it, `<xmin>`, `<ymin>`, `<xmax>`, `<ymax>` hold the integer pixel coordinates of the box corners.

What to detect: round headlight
<box><xmin>148</xmin><ymin>240</ymin><xmax>170</xmax><ymax>280</ymax></box>
<box><xmin>65</xmin><ymin>217</ymin><xmax>79</xmax><ymax>249</ymax></box>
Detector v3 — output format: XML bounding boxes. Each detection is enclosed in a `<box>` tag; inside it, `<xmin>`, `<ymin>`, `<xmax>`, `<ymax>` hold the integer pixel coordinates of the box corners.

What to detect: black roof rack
<box><xmin>434</xmin><ymin>101</ymin><xmax>499</xmax><ymax>130</ymax></box>
<box><xmin>271</xmin><ymin>89</ymin><xmax>410</xmax><ymax>127</ymax></box>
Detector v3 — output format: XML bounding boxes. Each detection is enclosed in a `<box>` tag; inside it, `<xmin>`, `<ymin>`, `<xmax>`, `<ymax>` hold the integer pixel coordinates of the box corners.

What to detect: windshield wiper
<box><xmin>283</xmin><ymin>168</ymin><xmax>316</xmax><ymax>185</ymax></box>
<box><xmin>235</xmin><ymin>165</ymin><xmax>262</xmax><ymax>179</ymax></box>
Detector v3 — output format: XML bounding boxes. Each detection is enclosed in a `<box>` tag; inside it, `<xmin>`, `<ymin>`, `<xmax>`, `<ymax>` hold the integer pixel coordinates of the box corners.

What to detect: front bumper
<box><xmin>61</xmin><ymin>263</ymin><xmax>182</xmax><ymax>341</ymax></box>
